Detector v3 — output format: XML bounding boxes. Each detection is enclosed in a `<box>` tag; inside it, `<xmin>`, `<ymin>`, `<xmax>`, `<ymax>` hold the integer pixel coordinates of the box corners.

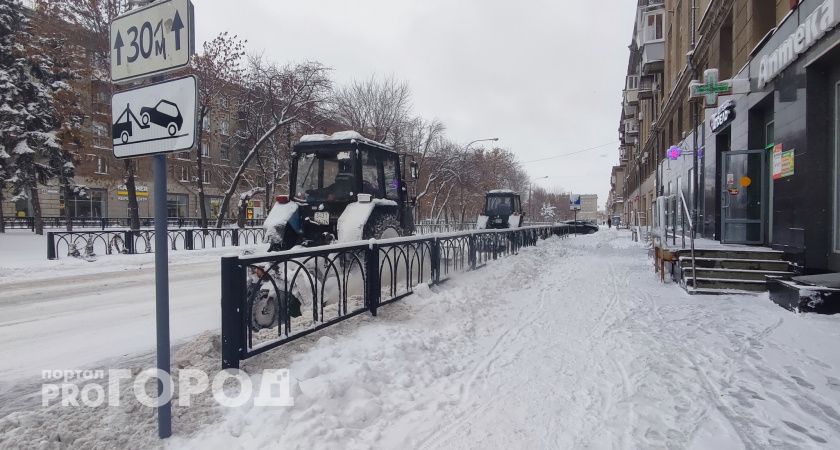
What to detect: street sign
<box><xmin>110</xmin><ymin>0</ymin><xmax>194</xmax><ymax>83</ymax></box>
<box><xmin>111</xmin><ymin>75</ymin><xmax>197</xmax><ymax>158</ymax></box>
<box><xmin>570</xmin><ymin>194</ymin><xmax>582</xmax><ymax>211</ymax></box>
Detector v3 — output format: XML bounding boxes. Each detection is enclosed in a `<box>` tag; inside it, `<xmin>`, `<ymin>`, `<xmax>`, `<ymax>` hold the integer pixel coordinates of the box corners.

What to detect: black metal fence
<box><xmin>3</xmin><ymin>216</ymin><xmax>259</xmax><ymax>231</ymax></box>
<box><xmin>46</xmin><ymin>227</ymin><xmax>266</xmax><ymax>260</ymax></box>
<box><xmin>221</xmin><ymin>225</ymin><xmax>571</xmax><ymax>369</ymax></box>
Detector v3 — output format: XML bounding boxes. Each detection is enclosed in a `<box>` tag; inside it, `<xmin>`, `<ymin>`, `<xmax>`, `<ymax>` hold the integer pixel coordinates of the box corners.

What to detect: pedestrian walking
<box><xmin>607</xmin><ymin>217</ymin><xmax>612</xmax><ymax>229</ymax></box>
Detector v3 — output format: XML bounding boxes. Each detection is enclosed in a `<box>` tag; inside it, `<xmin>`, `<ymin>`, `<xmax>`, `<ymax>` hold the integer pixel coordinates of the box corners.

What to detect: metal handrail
<box><xmin>678</xmin><ymin>190</ymin><xmax>697</xmax><ymax>289</ymax></box>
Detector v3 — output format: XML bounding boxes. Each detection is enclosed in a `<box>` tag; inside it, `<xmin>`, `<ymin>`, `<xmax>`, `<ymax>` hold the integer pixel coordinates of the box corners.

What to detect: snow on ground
<box><xmin>2</xmin><ymin>229</ymin><xmax>840</xmax><ymax>449</ymax></box>
<box><xmin>0</xmin><ymin>228</ymin><xmax>260</xmax><ymax>284</ymax></box>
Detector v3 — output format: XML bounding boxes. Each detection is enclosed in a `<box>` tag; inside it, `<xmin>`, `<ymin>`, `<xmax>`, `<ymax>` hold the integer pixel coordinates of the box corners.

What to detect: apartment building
<box><xmin>613</xmin><ymin>0</ymin><xmax>840</xmax><ymax>272</ymax></box>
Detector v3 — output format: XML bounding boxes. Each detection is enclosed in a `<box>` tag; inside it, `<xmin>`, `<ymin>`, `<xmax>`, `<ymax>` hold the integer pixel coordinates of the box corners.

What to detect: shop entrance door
<box><xmin>721</xmin><ymin>150</ymin><xmax>766</xmax><ymax>244</ymax></box>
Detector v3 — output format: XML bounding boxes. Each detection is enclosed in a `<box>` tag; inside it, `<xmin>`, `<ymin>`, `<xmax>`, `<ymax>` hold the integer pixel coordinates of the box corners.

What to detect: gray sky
<box><xmin>195</xmin><ymin>0</ymin><xmax>636</xmax><ymax>208</ymax></box>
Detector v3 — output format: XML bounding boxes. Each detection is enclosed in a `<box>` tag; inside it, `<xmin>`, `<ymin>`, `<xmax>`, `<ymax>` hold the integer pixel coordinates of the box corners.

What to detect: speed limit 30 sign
<box><xmin>110</xmin><ymin>0</ymin><xmax>194</xmax><ymax>83</ymax></box>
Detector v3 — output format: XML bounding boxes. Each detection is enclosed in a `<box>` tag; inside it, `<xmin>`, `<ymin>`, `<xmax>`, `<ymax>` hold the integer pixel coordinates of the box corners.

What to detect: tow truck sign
<box><xmin>110</xmin><ymin>0</ymin><xmax>194</xmax><ymax>83</ymax></box>
<box><xmin>111</xmin><ymin>75</ymin><xmax>197</xmax><ymax>158</ymax></box>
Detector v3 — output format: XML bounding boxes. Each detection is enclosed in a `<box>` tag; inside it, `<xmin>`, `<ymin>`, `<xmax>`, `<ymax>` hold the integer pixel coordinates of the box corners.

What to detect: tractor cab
<box><xmin>477</xmin><ymin>190</ymin><xmax>524</xmax><ymax>229</ymax></box>
<box><xmin>263</xmin><ymin>131</ymin><xmax>418</xmax><ymax>251</ymax></box>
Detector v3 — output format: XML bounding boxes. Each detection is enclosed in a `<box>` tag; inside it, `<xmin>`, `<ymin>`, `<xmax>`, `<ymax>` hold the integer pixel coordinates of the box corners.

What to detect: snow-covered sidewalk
<box><xmin>2</xmin><ymin>229</ymin><xmax>840</xmax><ymax>449</ymax></box>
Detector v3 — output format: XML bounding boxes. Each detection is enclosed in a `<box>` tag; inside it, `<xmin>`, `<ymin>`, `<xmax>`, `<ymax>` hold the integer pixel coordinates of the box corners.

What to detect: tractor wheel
<box><xmin>250</xmin><ymin>283</ymin><xmax>303</xmax><ymax>331</ymax></box>
<box><xmin>250</xmin><ymin>289</ymin><xmax>278</xmax><ymax>331</ymax></box>
<box><xmin>363</xmin><ymin>213</ymin><xmax>401</xmax><ymax>240</ymax></box>
<box><xmin>267</xmin><ymin>227</ymin><xmax>298</xmax><ymax>252</ymax></box>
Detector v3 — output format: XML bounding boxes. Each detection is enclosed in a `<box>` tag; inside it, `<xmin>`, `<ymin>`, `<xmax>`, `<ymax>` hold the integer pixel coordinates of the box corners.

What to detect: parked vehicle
<box><xmin>563</xmin><ymin>220</ymin><xmax>599</xmax><ymax>234</ymax></box>
<box><xmin>263</xmin><ymin>131</ymin><xmax>418</xmax><ymax>251</ymax></box>
<box><xmin>251</xmin><ymin>131</ymin><xmax>419</xmax><ymax>331</ymax></box>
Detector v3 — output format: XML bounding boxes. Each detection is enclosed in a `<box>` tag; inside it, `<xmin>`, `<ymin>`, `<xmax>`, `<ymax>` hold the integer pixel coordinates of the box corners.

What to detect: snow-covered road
<box><xmin>2</xmin><ymin>229</ymin><xmax>840</xmax><ymax>449</ymax></box>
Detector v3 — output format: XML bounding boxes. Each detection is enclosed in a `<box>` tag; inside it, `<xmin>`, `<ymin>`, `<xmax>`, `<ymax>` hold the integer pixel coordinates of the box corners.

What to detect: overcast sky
<box><xmin>195</xmin><ymin>0</ymin><xmax>636</xmax><ymax>208</ymax></box>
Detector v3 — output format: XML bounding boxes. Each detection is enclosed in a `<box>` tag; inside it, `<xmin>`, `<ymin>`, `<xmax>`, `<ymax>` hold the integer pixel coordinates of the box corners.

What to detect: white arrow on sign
<box><xmin>111</xmin><ymin>75</ymin><xmax>197</xmax><ymax>158</ymax></box>
<box><xmin>110</xmin><ymin>0</ymin><xmax>194</xmax><ymax>83</ymax></box>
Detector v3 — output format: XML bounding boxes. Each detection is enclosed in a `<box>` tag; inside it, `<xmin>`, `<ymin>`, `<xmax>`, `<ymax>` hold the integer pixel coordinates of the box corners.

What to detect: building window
<box><xmin>220</xmin><ymin>120</ymin><xmax>229</xmax><ymax>136</ymax></box>
<box><xmin>626</xmin><ymin>75</ymin><xmax>639</xmax><ymax>90</ymax></box>
<box><xmin>645</xmin><ymin>12</ymin><xmax>663</xmax><ymax>42</ymax></box>
<box><xmin>60</xmin><ymin>188</ymin><xmax>107</xmax><ymax>218</ymax></box>
<box><xmin>166</xmin><ymin>193</ymin><xmax>189</xmax><ymax>218</ymax></box>
<box><xmin>220</xmin><ymin>144</ymin><xmax>230</xmax><ymax>161</ymax></box>
<box><xmin>201</xmin><ymin>141</ymin><xmax>210</xmax><ymax>157</ymax></box>
<box><xmin>95</xmin><ymin>156</ymin><xmax>108</xmax><ymax>174</ymax></box>
<box><xmin>203</xmin><ymin>169</ymin><xmax>211</xmax><ymax>184</ymax></box>
<box><xmin>177</xmin><ymin>151</ymin><xmax>191</xmax><ymax>160</ymax></box>
<box><xmin>202</xmin><ymin>116</ymin><xmax>210</xmax><ymax>131</ymax></box>
<box><xmin>92</xmin><ymin>122</ymin><xmax>108</xmax><ymax>137</ymax></box>
<box><xmin>179</xmin><ymin>166</ymin><xmax>190</xmax><ymax>182</ymax></box>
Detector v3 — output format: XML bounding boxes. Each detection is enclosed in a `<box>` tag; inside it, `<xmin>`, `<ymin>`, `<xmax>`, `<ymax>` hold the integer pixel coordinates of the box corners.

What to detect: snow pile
<box><xmin>3</xmin><ymin>229</ymin><xmax>840</xmax><ymax>448</ymax></box>
<box><xmin>508</xmin><ymin>214</ymin><xmax>521</xmax><ymax>228</ymax></box>
<box><xmin>336</xmin><ymin>199</ymin><xmax>397</xmax><ymax>242</ymax></box>
<box><xmin>299</xmin><ymin>131</ymin><xmax>392</xmax><ymax>150</ymax></box>
<box><xmin>487</xmin><ymin>189</ymin><xmax>515</xmax><ymax>194</ymax></box>
<box><xmin>299</xmin><ymin>130</ymin><xmax>365</xmax><ymax>142</ymax></box>
<box><xmin>262</xmin><ymin>201</ymin><xmax>299</xmax><ymax>244</ymax></box>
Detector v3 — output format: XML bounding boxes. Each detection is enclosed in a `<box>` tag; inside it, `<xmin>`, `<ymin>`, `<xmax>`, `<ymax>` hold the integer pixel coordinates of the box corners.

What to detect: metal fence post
<box><xmin>221</xmin><ymin>256</ymin><xmax>246</xmax><ymax>370</ymax></box>
<box><xmin>468</xmin><ymin>234</ymin><xmax>476</xmax><ymax>270</ymax></box>
<box><xmin>231</xmin><ymin>230</ymin><xmax>240</xmax><ymax>247</ymax></box>
<box><xmin>185</xmin><ymin>229</ymin><xmax>194</xmax><ymax>250</ymax></box>
<box><xmin>365</xmin><ymin>243</ymin><xmax>380</xmax><ymax>316</ymax></box>
<box><xmin>431</xmin><ymin>238</ymin><xmax>441</xmax><ymax>284</ymax></box>
<box><xmin>124</xmin><ymin>231</ymin><xmax>135</xmax><ymax>254</ymax></box>
<box><xmin>47</xmin><ymin>233</ymin><xmax>56</xmax><ymax>260</ymax></box>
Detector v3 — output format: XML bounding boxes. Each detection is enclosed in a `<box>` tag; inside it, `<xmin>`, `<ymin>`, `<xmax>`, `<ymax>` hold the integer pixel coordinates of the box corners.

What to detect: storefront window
<box><xmin>835</xmin><ymin>83</ymin><xmax>840</xmax><ymax>252</ymax></box>
<box><xmin>61</xmin><ymin>189</ymin><xmax>107</xmax><ymax>218</ymax></box>
<box><xmin>167</xmin><ymin>193</ymin><xmax>189</xmax><ymax>218</ymax></box>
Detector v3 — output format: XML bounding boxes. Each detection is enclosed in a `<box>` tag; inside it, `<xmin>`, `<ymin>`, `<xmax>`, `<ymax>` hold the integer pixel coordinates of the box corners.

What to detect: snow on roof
<box><xmin>488</xmin><ymin>189</ymin><xmax>517</xmax><ymax>194</ymax></box>
<box><xmin>298</xmin><ymin>130</ymin><xmax>392</xmax><ymax>150</ymax></box>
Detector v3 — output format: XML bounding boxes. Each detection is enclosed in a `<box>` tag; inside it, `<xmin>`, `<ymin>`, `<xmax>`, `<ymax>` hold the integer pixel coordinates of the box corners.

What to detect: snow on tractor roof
<box><xmin>488</xmin><ymin>189</ymin><xmax>517</xmax><ymax>195</ymax></box>
<box><xmin>298</xmin><ymin>130</ymin><xmax>392</xmax><ymax>151</ymax></box>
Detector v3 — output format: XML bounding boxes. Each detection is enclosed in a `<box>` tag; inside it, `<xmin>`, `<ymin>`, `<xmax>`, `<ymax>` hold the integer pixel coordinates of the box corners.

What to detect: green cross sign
<box><xmin>689</xmin><ymin>69</ymin><xmax>733</xmax><ymax>105</ymax></box>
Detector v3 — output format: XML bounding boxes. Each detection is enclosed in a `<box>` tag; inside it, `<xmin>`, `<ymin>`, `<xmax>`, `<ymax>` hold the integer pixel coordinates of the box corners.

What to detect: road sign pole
<box><xmin>152</xmin><ymin>153</ymin><xmax>172</xmax><ymax>438</ymax></box>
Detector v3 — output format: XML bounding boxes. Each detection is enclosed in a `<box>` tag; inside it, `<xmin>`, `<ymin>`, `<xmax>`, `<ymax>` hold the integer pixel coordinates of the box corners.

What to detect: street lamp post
<box><xmin>464</xmin><ymin>137</ymin><xmax>499</xmax><ymax>151</ymax></box>
<box><xmin>527</xmin><ymin>176</ymin><xmax>549</xmax><ymax>221</ymax></box>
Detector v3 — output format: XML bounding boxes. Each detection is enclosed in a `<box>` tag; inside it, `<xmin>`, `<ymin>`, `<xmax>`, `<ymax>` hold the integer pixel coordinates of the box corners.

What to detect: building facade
<box><xmin>611</xmin><ymin>0</ymin><xmax>840</xmax><ymax>273</ymax></box>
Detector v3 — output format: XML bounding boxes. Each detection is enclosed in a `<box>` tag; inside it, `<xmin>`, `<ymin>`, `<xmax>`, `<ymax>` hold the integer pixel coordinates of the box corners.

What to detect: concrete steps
<box><xmin>677</xmin><ymin>248</ymin><xmax>792</xmax><ymax>294</ymax></box>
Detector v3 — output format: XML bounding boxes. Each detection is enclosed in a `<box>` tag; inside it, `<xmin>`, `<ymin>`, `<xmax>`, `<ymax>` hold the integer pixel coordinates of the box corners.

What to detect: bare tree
<box><xmin>54</xmin><ymin>0</ymin><xmax>143</xmax><ymax>229</ymax></box>
<box><xmin>191</xmin><ymin>31</ymin><xmax>246</xmax><ymax>229</ymax></box>
<box><xmin>213</xmin><ymin>57</ymin><xmax>331</xmax><ymax>228</ymax></box>
<box><xmin>332</xmin><ymin>75</ymin><xmax>411</xmax><ymax>144</ymax></box>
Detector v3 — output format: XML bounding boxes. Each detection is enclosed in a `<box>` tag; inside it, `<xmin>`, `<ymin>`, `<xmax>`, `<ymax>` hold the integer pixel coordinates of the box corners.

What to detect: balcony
<box><xmin>638</xmin><ymin>75</ymin><xmax>656</xmax><ymax>99</ymax></box>
<box><xmin>623</xmin><ymin>101</ymin><xmax>637</xmax><ymax>119</ymax></box>
<box><xmin>624</xmin><ymin>88</ymin><xmax>639</xmax><ymax>105</ymax></box>
<box><xmin>624</xmin><ymin>118</ymin><xmax>639</xmax><ymax>135</ymax></box>
<box><xmin>619</xmin><ymin>144</ymin><xmax>632</xmax><ymax>160</ymax></box>
<box><xmin>641</xmin><ymin>41</ymin><xmax>664</xmax><ymax>73</ymax></box>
